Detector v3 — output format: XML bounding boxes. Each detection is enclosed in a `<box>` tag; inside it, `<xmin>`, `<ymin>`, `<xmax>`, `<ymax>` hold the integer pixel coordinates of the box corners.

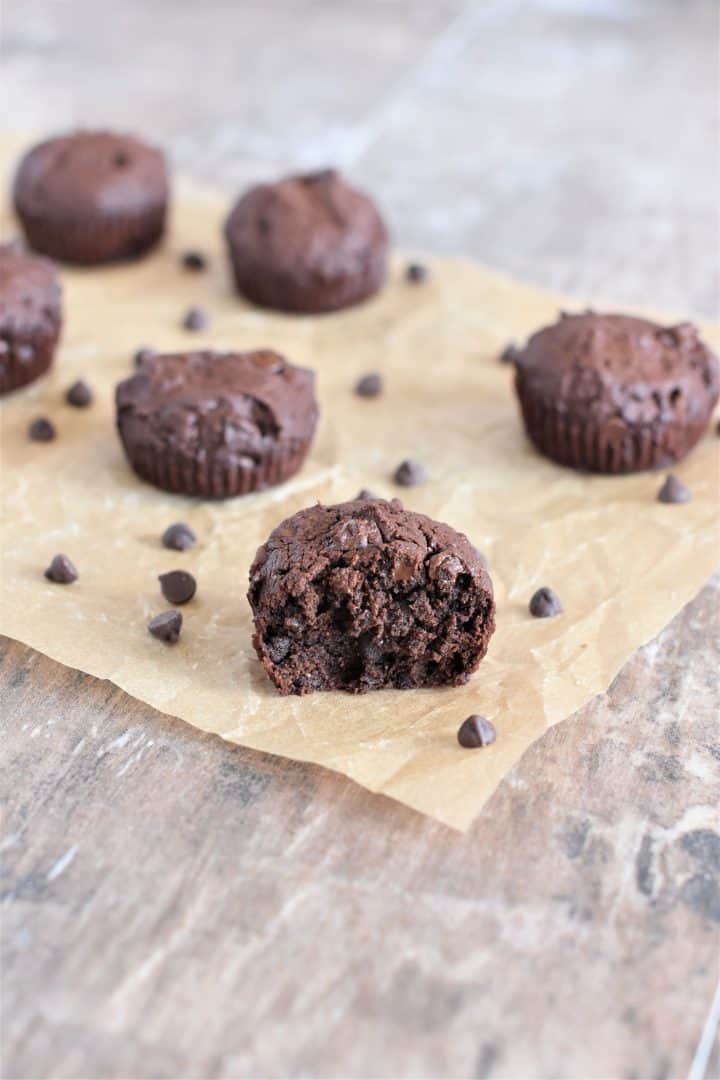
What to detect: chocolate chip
<box><xmin>181</xmin><ymin>250</ymin><xmax>207</xmax><ymax>271</ymax></box>
<box><xmin>356</xmin><ymin>489</ymin><xmax>378</xmax><ymax>500</ymax></box>
<box><xmin>499</xmin><ymin>343</ymin><xmax>520</xmax><ymax>364</ymax></box>
<box><xmin>134</xmin><ymin>346</ymin><xmax>155</xmax><ymax>368</ymax></box>
<box><xmin>457</xmin><ymin>714</ymin><xmax>497</xmax><ymax>749</ymax></box>
<box><xmin>159</xmin><ymin>570</ymin><xmax>197</xmax><ymax>605</ymax></box>
<box><xmin>182</xmin><ymin>307</ymin><xmax>209</xmax><ymax>332</ymax></box>
<box><xmin>148</xmin><ymin>610</ymin><xmax>182</xmax><ymax>643</ymax></box>
<box><xmin>657</xmin><ymin>474</ymin><xmax>691</xmax><ymax>504</ymax></box>
<box><xmin>393</xmin><ymin>459</ymin><xmax>427</xmax><ymax>487</ymax></box>
<box><xmin>302</xmin><ymin>169</ymin><xmax>335</xmax><ymax>184</ymax></box>
<box><xmin>529</xmin><ymin>587</ymin><xmax>563</xmax><ymax>618</ymax></box>
<box><xmin>44</xmin><ymin>553</ymin><xmax>78</xmax><ymax>584</ymax></box>
<box><xmin>354</xmin><ymin>372</ymin><xmax>383</xmax><ymax>398</ymax></box>
<box><xmin>65</xmin><ymin>379</ymin><xmax>93</xmax><ymax>407</ymax></box>
<box><xmin>405</xmin><ymin>262</ymin><xmax>428</xmax><ymax>284</ymax></box>
<box><xmin>161</xmin><ymin>522</ymin><xmax>197</xmax><ymax>551</ymax></box>
<box><xmin>267</xmin><ymin>636</ymin><xmax>291</xmax><ymax>663</ymax></box>
<box><xmin>28</xmin><ymin>417</ymin><xmax>56</xmax><ymax>442</ymax></box>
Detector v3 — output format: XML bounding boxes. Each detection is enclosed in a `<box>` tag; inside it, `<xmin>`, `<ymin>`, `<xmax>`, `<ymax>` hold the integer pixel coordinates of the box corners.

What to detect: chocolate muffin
<box><xmin>115</xmin><ymin>349</ymin><xmax>318</xmax><ymax>498</ymax></box>
<box><xmin>0</xmin><ymin>244</ymin><xmax>62</xmax><ymax>395</ymax></box>
<box><xmin>248</xmin><ymin>497</ymin><xmax>495</xmax><ymax>695</ymax></box>
<box><xmin>514</xmin><ymin>312</ymin><xmax>720</xmax><ymax>473</ymax></box>
<box><xmin>13</xmin><ymin>130</ymin><xmax>168</xmax><ymax>264</ymax></box>
<box><xmin>224</xmin><ymin>169</ymin><xmax>388</xmax><ymax>313</ymax></box>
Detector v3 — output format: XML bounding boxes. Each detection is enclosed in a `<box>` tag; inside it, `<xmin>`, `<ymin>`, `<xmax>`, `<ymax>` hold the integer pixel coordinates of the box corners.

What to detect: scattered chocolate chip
<box><xmin>457</xmin><ymin>714</ymin><xmax>497</xmax><ymax>749</ymax></box>
<box><xmin>181</xmin><ymin>250</ymin><xmax>207</xmax><ymax>272</ymax></box>
<box><xmin>529</xmin><ymin>587</ymin><xmax>563</xmax><ymax>618</ymax></box>
<box><xmin>657</xmin><ymin>474</ymin><xmax>691</xmax><ymax>504</ymax></box>
<box><xmin>356</xmin><ymin>489</ymin><xmax>378</xmax><ymax>500</ymax></box>
<box><xmin>65</xmin><ymin>379</ymin><xmax>93</xmax><ymax>407</ymax></box>
<box><xmin>44</xmin><ymin>553</ymin><xmax>78</xmax><ymax>585</ymax></box>
<box><xmin>148</xmin><ymin>610</ymin><xmax>182</xmax><ymax>643</ymax></box>
<box><xmin>159</xmin><ymin>569</ymin><xmax>197</xmax><ymax>605</ymax></box>
<box><xmin>182</xmin><ymin>306</ymin><xmax>209</xmax><ymax>332</ymax></box>
<box><xmin>28</xmin><ymin>417</ymin><xmax>56</xmax><ymax>442</ymax></box>
<box><xmin>405</xmin><ymin>262</ymin><xmax>428</xmax><ymax>284</ymax></box>
<box><xmin>134</xmin><ymin>346</ymin><xmax>155</xmax><ymax>368</ymax></box>
<box><xmin>499</xmin><ymin>343</ymin><xmax>520</xmax><ymax>364</ymax></box>
<box><xmin>354</xmin><ymin>372</ymin><xmax>383</xmax><ymax>398</ymax></box>
<box><xmin>161</xmin><ymin>522</ymin><xmax>197</xmax><ymax>551</ymax></box>
<box><xmin>393</xmin><ymin>459</ymin><xmax>427</xmax><ymax>487</ymax></box>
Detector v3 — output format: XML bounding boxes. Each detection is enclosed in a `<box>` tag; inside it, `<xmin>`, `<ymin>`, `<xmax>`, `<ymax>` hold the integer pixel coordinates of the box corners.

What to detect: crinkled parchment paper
<box><xmin>1</xmin><ymin>140</ymin><xmax>718</xmax><ymax>829</ymax></box>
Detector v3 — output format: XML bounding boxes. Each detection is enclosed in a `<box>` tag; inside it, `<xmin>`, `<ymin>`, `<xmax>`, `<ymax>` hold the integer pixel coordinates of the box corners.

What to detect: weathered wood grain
<box><xmin>2</xmin><ymin>576</ymin><xmax>719</xmax><ymax>1079</ymax></box>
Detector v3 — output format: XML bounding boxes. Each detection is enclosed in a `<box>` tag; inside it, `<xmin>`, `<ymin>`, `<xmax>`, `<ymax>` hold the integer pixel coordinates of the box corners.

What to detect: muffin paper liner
<box><xmin>118</xmin><ymin>433</ymin><xmax>313</xmax><ymax>498</ymax></box>
<box><xmin>1</xmin><ymin>152</ymin><xmax>718</xmax><ymax>830</ymax></box>
<box><xmin>227</xmin><ymin>245</ymin><xmax>387</xmax><ymax>314</ymax></box>
<box><xmin>0</xmin><ymin>320</ymin><xmax>61</xmax><ymax>395</ymax></box>
<box><xmin>15</xmin><ymin>203</ymin><xmax>166</xmax><ymax>265</ymax></box>
<box><xmin>515</xmin><ymin>380</ymin><xmax>713</xmax><ymax>473</ymax></box>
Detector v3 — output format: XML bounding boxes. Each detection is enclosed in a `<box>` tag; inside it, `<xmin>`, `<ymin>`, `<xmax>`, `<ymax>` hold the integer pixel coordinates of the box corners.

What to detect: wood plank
<box><xmin>2</xmin><ymin>576</ymin><xmax>718</xmax><ymax>1078</ymax></box>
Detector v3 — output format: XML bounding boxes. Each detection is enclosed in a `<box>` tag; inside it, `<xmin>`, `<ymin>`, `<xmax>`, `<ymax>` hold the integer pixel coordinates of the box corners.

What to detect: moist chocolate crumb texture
<box><xmin>248</xmin><ymin>497</ymin><xmax>496</xmax><ymax>695</ymax></box>
<box><xmin>13</xmin><ymin>130</ymin><xmax>168</xmax><ymax>265</ymax></box>
<box><xmin>514</xmin><ymin>312</ymin><xmax>720</xmax><ymax>473</ymax></box>
<box><xmin>115</xmin><ymin>349</ymin><xmax>319</xmax><ymax>498</ymax></box>
<box><xmin>0</xmin><ymin>244</ymin><xmax>62</xmax><ymax>394</ymax></box>
<box><xmin>224</xmin><ymin>169</ymin><xmax>388</xmax><ymax>313</ymax></box>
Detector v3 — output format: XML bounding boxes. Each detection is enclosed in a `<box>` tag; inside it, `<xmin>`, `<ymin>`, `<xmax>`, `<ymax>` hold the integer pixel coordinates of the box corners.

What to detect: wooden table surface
<box><xmin>1</xmin><ymin>3</ymin><xmax>719</xmax><ymax>1078</ymax></box>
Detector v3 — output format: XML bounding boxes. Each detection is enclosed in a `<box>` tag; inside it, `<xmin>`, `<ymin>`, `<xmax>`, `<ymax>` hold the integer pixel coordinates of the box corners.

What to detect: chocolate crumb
<box><xmin>159</xmin><ymin>569</ymin><xmax>197</xmax><ymax>605</ymax></box>
<box><xmin>181</xmin><ymin>250</ymin><xmax>207</xmax><ymax>272</ymax></box>
<box><xmin>28</xmin><ymin>417</ymin><xmax>56</xmax><ymax>442</ymax></box>
<box><xmin>134</xmin><ymin>346</ymin><xmax>155</xmax><ymax>368</ymax></box>
<box><xmin>529</xmin><ymin>587</ymin><xmax>563</xmax><ymax>618</ymax></box>
<box><xmin>148</xmin><ymin>610</ymin><xmax>182</xmax><ymax>643</ymax></box>
<box><xmin>65</xmin><ymin>379</ymin><xmax>93</xmax><ymax>407</ymax></box>
<box><xmin>405</xmin><ymin>262</ymin><xmax>428</xmax><ymax>284</ymax></box>
<box><xmin>657</xmin><ymin>474</ymin><xmax>691</xmax><ymax>504</ymax></box>
<box><xmin>161</xmin><ymin>522</ymin><xmax>197</xmax><ymax>551</ymax></box>
<box><xmin>182</xmin><ymin>307</ymin><xmax>209</xmax><ymax>332</ymax></box>
<box><xmin>457</xmin><ymin>714</ymin><xmax>497</xmax><ymax>748</ymax></box>
<box><xmin>44</xmin><ymin>553</ymin><xmax>78</xmax><ymax>584</ymax></box>
<box><xmin>393</xmin><ymin>459</ymin><xmax>427</xmax><ymax>487</ymax></box>
<box><xmin>356</xmin><ymin>489</ymin><xmax>378</xmax><ymax>500</ymax></box>
<box><xmin>499</xmin><ymin>343</ymin><xmax>520</xmax><ymax>364</ymax></box>
<box><xmin>354</xmin><ymin>372</ymin><xmax>383</xmax><ymax>398</ymax></box>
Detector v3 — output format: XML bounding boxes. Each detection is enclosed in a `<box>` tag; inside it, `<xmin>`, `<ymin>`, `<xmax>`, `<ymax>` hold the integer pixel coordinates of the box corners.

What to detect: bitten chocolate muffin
<box><xmin>224</xmin><ymin>169</ymin><xmax>388</xmax><ymax>313</ymax></box>
<box><xmin>0</xmin><ymin>244</ymin><xmax>62</xmax><ymax>395</ymax></box>
<box><xmin>514</xmin><ymin>312</ymin><xmax>720</xmax><ymax>473</ymax></box>
<box><xmin>248</xmin><ymin>497</ymin><xmax>495</xmax><ymax>695</ymax></box>
<box><xmin>116</xmin><ymin>349</ymin><xmax>318</xmax><ymax>498</ymax></box>
<box><xmin>13</xmin><ymin>130</ymin><xmax>168</xmax><ymax>264</ymax></box>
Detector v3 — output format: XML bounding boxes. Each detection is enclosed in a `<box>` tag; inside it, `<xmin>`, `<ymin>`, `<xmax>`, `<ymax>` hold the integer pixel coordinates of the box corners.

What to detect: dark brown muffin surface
<box><xmin>225</xmin><ymin>169</ymin><xmax>388</xmax><ymax>313</ymax></box>
<box><xmin>116</xmin><ymin>350</ymin><xmax>318</xmax><ymax>498</ymax></box>
<box><xmin>514</xmin><ymin>312</ymin><xmax>719</xmax><ymax>472</ymax></box>
<box><xmin>248</xmin><ymin>497</ymin><xmax>495</xmax><ymax>695</ymax></box>
<box><xmin>0</xmin><ymin>244</ymin><xmax>62</xmax><ymax>394</ymax></box>
<box><xmin>13</xmin><ymin>130</ymin><xmax>168</xmax><ymax>264</ymax></box>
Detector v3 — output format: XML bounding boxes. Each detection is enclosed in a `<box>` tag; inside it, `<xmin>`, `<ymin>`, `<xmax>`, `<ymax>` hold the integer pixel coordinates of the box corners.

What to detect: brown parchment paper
<box><xmin>1</xmin><ymin>144</ymin><xmax>719</xmax><ymax>830</ymax></box>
